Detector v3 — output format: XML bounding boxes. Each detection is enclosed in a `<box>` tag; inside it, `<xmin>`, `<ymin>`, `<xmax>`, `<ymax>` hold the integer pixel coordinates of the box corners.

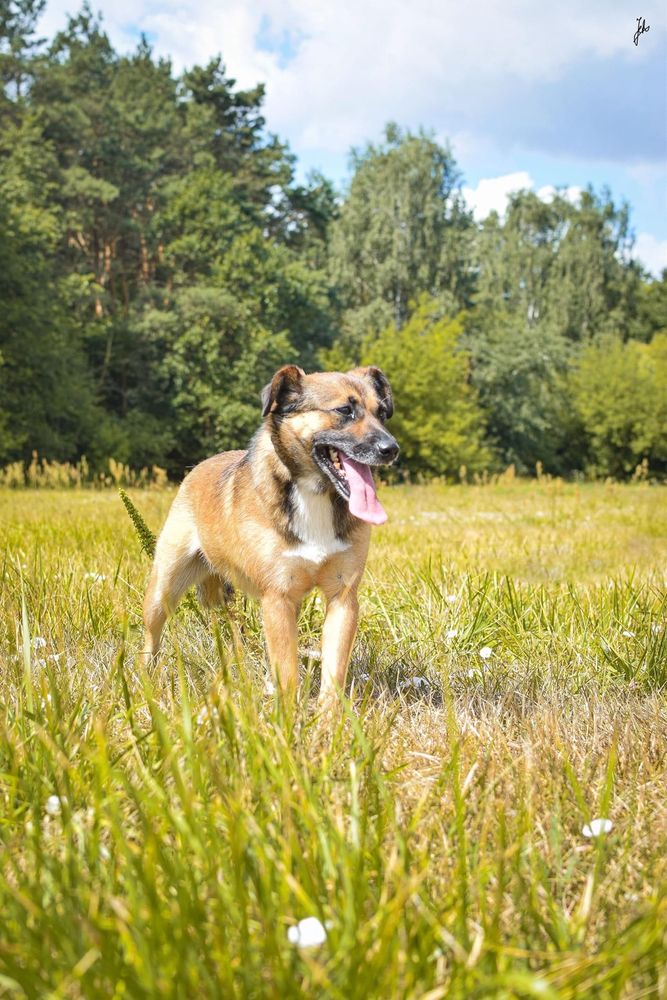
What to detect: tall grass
<box><xmin>0</xmin><ymin>453</ymin><xmax>168</xmax><ymax>489</ymax></box>
<box><xmin>0</xmin><ymin>481</ymin><xmax>665</xmax><ymax>998</ymax></box>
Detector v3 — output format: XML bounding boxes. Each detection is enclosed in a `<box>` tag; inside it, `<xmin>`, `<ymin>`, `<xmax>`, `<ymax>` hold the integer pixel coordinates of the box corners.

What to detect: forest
<box><xmin>2</xmin><ymin>0</ymin><xmax>666</xmax><ymax>481</ymax></box>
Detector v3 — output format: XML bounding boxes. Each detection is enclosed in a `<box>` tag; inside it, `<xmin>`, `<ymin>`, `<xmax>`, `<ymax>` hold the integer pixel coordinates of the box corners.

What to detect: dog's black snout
<box><xmin>377</xmin><ymin>435</ymin><xmax>399</xmax><ymax>462</ymax></box>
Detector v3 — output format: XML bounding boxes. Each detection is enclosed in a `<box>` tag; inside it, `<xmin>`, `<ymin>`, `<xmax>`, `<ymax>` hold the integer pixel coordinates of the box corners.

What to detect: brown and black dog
<box><xmin>141</xmin><ymin>364</ymin><xmax>398</xmax><ymax>702</ymax></box>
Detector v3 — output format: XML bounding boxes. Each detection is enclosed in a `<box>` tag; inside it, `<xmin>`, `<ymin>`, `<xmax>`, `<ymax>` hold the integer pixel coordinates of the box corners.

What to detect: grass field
<box><xmin>1</xmin><ymin>480</ymin><xmax>666</xmax><ymax>998</ymax></box>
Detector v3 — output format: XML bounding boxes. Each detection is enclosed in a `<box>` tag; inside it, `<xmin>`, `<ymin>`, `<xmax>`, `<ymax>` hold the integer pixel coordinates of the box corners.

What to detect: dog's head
<box><xmin>261</xmin><ymin>365</ymin><xmax>399</xmax><ymax>524</ymax></box>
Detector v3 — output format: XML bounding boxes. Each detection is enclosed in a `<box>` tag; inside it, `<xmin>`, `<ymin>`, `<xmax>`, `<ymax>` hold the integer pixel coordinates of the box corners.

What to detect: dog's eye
<box><xmin>335</xmin><ymin>404</ymin><xmax>354</xmax><ymax>417</ymax></box>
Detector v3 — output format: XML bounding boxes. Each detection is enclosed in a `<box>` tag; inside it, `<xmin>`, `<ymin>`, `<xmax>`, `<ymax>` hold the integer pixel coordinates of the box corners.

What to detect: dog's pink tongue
<box><xmin>339</xmin><ymin>453</ymin><xmax>387</xmax><ymax>525</ymax></box>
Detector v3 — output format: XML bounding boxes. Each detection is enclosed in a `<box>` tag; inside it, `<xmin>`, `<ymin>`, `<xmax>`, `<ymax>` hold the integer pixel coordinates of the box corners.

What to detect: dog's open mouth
<box><xmin>313</xmin><ymin>446</ymin><xmax>387</xmax><ymax>525</ymax></box>
<box><xmin>315</xmin><ymin>446</ymin><xmax>350</xmax><ymax>497</ymax></box>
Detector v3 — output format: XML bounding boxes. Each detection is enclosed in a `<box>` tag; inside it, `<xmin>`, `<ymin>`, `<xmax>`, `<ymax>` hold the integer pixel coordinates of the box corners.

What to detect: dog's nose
<box><xmin>377</xmin><ymin>435</ymin><xmax>399</xmax><ymax>462</ymax></box>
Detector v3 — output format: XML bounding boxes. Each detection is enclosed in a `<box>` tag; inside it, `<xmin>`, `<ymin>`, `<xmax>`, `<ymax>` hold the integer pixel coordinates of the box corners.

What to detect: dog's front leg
<box><xmin>319</xmin><ymin>586</ymin><xmax>359</xmax><ymax>705</ymax></box>
<box><xmin>261</xmin><ymin>592</ymin><xmax>299</xmax><ymax>692</ymax></box>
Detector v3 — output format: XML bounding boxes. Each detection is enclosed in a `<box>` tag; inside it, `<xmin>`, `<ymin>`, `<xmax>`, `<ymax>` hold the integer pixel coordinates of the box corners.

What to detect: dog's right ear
<box><xmin>261</xmin><ymin>365</ymin><xmax>306</xmax><ymax>417</ymax></box>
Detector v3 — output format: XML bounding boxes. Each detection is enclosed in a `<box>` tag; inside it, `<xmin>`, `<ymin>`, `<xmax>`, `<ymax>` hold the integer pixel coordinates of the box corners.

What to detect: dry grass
<box><xmin>0</xmin><ymin>480</ymin><xmax>666</xmax><ymax>998</ymax></box>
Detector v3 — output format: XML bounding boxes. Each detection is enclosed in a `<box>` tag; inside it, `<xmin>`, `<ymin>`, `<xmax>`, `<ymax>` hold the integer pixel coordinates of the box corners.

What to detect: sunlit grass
<box><xmin>0</xmin><ymin>481</ymin><xmax>665</xmax><ymax>997</ymax></box>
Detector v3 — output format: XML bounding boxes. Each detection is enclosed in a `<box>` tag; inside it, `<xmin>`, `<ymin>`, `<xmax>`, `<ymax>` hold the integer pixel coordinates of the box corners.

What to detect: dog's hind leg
<box><xmin>140</xmin><ymin>502</ymin><xmax>207</xmax><ymax>664</ymax></box>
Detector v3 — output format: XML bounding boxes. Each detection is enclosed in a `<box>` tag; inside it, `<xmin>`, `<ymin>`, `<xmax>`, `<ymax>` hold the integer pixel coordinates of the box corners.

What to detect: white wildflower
<box><xmin>467</xmin><ymin>669</ymin><xmax>476</xmax><ymax>679</ymax></box>
<box><xmin>357</xmin><ymin>672</ymin><xmax>370</xmax><ymax>684</ymax></box>
<box><xmin>651</xmin><ymin>623</ymin><xmax>664</xmax><ymax>635</ymax></box>
<box><xmin>621</xmin><ymin>630</ymin><xmax>635</xmax><ymax>639</ymax></box>
<box><xmin>84</xmin><ymin>572</ymin><xmax>106</xmax><ymax>582</ymax></box>
<box><xmin>446</xmin><ymin>628</ymin><xmax>458</xmax><ymax>640</ymax></box>
<box><xmin>398</xmin><ymin>676</ymin><xmax>428</xmax><ymax>693</ymax></box>
<box><xmin>32</xmin><ymin>636</ymin><xmax>46</xmax><ymax>650</ymax></box>
<box><xmin>582</xmin><ymin>817</ymin><xmax>613</xmax><ymax>838</ymax></box>
<box><xmin>264</xmin><ymin>678</ymin><xmax>276</xmax><ymax>696</ymax></box>
<box><xmin>287</xmin><ymin>917</ymin><xmax>327</xmax><ymax>948</ymax></box>
<box><xmin>479</xmin><ymin>646</ymin><xmax>493</xmax><ymax>660</ymax></box>
<box><xmin>446</xmin><ymin>594</ymin><xmax>457</xmax><ymax>604</ymax></box>
<box><xmin>45</xmin><ymin>795</ymin><xmax>65</xmax><ymax>817</ymax></box>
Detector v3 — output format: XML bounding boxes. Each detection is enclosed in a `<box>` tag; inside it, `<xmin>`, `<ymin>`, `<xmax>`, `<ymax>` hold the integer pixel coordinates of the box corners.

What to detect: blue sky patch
<box><xmin>255</xmin><ymin>15</ymin><xmax>306</xmax><ymax>70</ymax></box>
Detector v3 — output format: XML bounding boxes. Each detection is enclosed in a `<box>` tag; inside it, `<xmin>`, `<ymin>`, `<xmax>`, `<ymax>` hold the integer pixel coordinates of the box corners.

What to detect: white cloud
<box><xmin>461</xmin><ymin>173</ymin><xmax>583</xmax><ymax>221</ymax></box>
<box><xmin>462</xmin><ymin>171</ymin><xmax>532</xmax><ymax>220</ymax></box>
<box><xmin>536</xmin><ymin>184</ymin><xmax>583</xmax><ymax>205</ymax></box>
<box><xmin>38</xmin><ymin>0</ymin><xmax>648</xmax><ymax>155</ymax></box>
<box><xmin>633</xmin><ymin>233</ymin><xmax>667</xmax><ymax>277</ymax></box>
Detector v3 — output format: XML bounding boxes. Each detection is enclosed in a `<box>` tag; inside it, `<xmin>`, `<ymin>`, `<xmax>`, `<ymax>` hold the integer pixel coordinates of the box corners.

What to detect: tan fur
<box><xmin>141</xmin><ymin>367</ymin><xmax>397</xmax><ymax>704</ymax></box>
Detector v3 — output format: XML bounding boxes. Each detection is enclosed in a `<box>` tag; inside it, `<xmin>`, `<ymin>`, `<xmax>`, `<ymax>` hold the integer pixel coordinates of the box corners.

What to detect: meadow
<box><xmin>0</xmin><ymin>480</ymin><xmax>665</xmax><ymax>999</ymax></box>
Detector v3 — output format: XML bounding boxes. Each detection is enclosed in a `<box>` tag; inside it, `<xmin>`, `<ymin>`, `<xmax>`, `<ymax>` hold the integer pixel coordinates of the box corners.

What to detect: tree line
<box><xmin>2</xmin><ymin>1</ymin><xmax>666</xmax><ymax>481</ymax></box>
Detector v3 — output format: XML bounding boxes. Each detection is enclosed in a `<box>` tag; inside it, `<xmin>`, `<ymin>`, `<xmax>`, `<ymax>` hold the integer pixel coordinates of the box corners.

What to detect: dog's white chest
<box><xmin>284</xmin><ymin>481</ymin><xmax>350</xmax><ymax>564</ymax></box>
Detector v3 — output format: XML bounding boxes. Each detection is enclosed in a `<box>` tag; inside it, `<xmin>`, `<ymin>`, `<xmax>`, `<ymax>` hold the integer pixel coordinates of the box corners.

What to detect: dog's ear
<box><xmin>348</xmin><ymin>366</ymin><xmax>394</xmax><ymax>419</ymax></box>
<box><xmin>261</xmin><ymin>365</ymin><xmax>306</xmax><ymax>417</ymax></box>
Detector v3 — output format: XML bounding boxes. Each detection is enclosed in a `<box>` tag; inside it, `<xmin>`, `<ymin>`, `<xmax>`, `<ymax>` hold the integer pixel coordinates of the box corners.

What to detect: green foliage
<box><xmin>0</xmin><ymin>2</ymin><xmax>664</xmax><ymax>480</ymax></box>
<box><xmin>329</xmin><ymin>124</ymin><xmax>474</xmax><ymax>344</ymax></box>
<box><xmin>160</xmin><ymin>169</ymin><xmax>248</xmax><ymax>279</ymax></box>
<box><xmin>465</xmin><ymin>310</ymin><xmax>574</xmax><ymax>474</ymax></box>
<box><xmin>0</xmin><ymin>0</ymin><xmax>44</xmax><ymax>101</ymax></box>
<box><xmin>0</xmin><ymin>117</ymin><xmax>103</xmax><ymax>463</ymax></box>
<box><xmin>363</xmin><ymin>298</ymin><xmax>490</xmax><ymax>477</ymax></box>
<box><xmin>474</xmin><ymin>189</ymin><xmax>641</xmax><ymax>344</ymax></box>
<box><xmin>138</xmin><ymin>284</ymin><xmax>292</xmax><ymax>468</ymax></box>
<box><xmin>570</xmin><ymin>334</ymin><xmax>667</xmax><ymax>477</ymax></box>
<box><xmin>0</xmin><ymin>1</ymin><xmax>333</xmax><ymax>473</ymax></box>
<box><xmin>467</xmin><ymin>188</ymin><xmax>651</xmax><ymax>474</ymax></box>
<box><xmin>212</xmin><ymin>229</ymin><xmax>334</xmax><ymax>366</ymax></box>
<box><xmin>637</xmin><ymin>269</ymin><xmax>667</xmax><ymax>341</ymax></box>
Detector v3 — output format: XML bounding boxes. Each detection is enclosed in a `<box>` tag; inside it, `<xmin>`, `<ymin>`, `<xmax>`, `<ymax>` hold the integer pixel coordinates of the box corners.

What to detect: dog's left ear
<box><xmin>348</xmin><ymin>366</ymin><xmax>394</xmax><ymax>419</ymax></box>
<box><xmin>261</xmin><ymin>365</ymin><xmax>306</xmax><ymax>417</ymax></box>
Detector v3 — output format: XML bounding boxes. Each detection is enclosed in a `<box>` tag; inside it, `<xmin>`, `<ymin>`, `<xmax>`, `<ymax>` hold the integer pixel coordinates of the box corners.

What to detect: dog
<box><xmin>141</xmin><ymin>364</ymin><xmax>399</xmax><ymax>702</ymax></box>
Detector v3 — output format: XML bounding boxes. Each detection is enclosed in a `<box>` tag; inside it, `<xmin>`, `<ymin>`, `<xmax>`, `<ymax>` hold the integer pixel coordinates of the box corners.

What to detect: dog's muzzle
<box><xmin>311</xmin><ymin>432</ymin><xmax>399</xmax><ymax>499</ymax></box>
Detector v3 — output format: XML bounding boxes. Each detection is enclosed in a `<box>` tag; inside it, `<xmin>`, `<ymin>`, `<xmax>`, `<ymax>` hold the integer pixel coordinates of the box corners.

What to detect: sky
<box><xmin>39</xmin><ymin>0</ymin><xmax>667</xmax><ymax>276</ymax></box>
